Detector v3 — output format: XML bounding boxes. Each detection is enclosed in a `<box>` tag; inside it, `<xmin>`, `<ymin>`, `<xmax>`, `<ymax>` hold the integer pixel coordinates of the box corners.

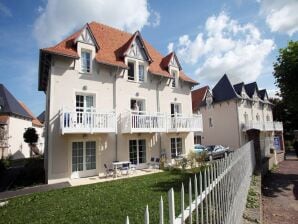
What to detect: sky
<box><xmin>0</xmin><ymin>0</ymin><xmax>297</xmax><ymax>116</ymax></box>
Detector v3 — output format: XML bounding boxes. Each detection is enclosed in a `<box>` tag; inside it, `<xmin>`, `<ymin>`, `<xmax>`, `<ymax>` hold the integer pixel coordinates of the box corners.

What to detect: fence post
<box><xmin>145</xmin><ymin>205</ymin><xmax>149</xmax><ymax>224</ymax></box>
<box><xmin>168</xmin><ymin>188</ymin><xmax>175</xmax><ymax>224</ymax></box>
<box><xmin>189</xmin><ymin>178</ymin><xmax>192</xmax><ymax>224</ymax></box>
<box><xmin>194</xmin><ymin>175</ymin><xmax>199</xmax><ymax>224</ymax></box>
<box><xmin>200</xmin><ymin>172</ymin><xmax>203</xmax><ymax>224</ymax></box>
<box><xmin>204</xmin><ymin>168</ymin><xmax>209</xmax><ymax>224</ymax></box>
<box><xmin>181</xmin><ymin>183</ymin><xmax>184</xmax><ymax>223</ymax></box>
<box><xmin>125</xmin><ymin>216</ymin><xmax>129</xmax><ymax>224</ymax></box>
<box><xmin>160</xmin><ymin>196</ymin><xmax>164</xmax><ymax>224</ymax></box>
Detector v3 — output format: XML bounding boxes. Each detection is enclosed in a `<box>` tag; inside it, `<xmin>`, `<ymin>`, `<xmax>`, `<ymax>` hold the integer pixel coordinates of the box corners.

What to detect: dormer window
<box><xmin>128</xmin><ymin>62</ymin><xmax>135</xmax><ymax>81</ymax></box>
<box><xmin>81</xmin><ymin>50</ymin><xmax>91</xmax><ymax>73</ymax></box>
<box><xmin>138</xmin><ymin>64</ymin><xmax>145</xmax><ymax>82</ymax></box>
<box><xmin>171</xmin><ymin>70</ymin><xmax>178</xmax><ymax>88</ymax></box>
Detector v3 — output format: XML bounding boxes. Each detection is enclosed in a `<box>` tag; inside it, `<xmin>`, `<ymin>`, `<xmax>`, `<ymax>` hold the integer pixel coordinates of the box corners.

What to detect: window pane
<box><xmin>139</xmin><ymin>64</ymin><xmax>144</xmax><ymax>82</ymax></box>
<box><xmin>86</xmin><ymin>141</ymin><xmax>96</xmax><ymax>170</ymax></box>
<box><xmin>72</xmin><ymin>142</ymin><xmax>83</xmax><ymax>172</ymax></box>
<box><xmin>81</xmin><ymin>51</ymin><xmax>91</xmax><ymax>73</ymax></box>
<box><xmin>170</xmin><ymin>138</ymin><xmax>176</xmax><ymax>158</ymax></box>
<box><xmin>138</xmin><ymin>140</ymin><xmax>146</xmax><ymax>164</ymax></box>
<box><xmin>129</xmin><ymin>140</ymin><xmax>138</xmax><ymax>164</ymax></box>
<box><xmin>128</xmin><ymin>62</ymin><xmax>135</xmax><ymax>80</ymax></box>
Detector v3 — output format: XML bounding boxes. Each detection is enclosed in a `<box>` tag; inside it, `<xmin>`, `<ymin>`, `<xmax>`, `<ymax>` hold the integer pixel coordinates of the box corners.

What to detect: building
<box><xmin>0</xmin><ymin>83</ymin><xmax>44</xmax><ymax>159</ymax></box>
<box><xmin>192</xmin><ymin>74</ymin><xmax>284</xmax><ymax>154</ymax></box>
<box><xmin>38</xmin><ymin>22</ymin><xmax>203</xmax><ymax>183</ymax></box>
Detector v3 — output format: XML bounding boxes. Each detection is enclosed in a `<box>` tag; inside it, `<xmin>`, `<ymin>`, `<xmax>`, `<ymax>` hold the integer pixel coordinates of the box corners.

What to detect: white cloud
<box><xmin>260</xmin><ymin>0</ymin><xmax>298</xmax><ymax>36</ymax></box>
<box><xmin>33</xmin><ymin>0</ymin><xmax>157</xmax><ymax>47</ymax></box>
<box><xmin>0</xmin><ymin>2</ymin><xmax>12</xmax><ymax>17</ymax></box>
<box><xmin>170</xmin><ymin>11</ymin><xmax>275</xmax><ymax>84</ymax></box>
<box><xmin>167</xmin><ymin>42</ymin><xmax>174</xmax><ymax>53</ymax></box>
<box><xmin>150</xmin><ymin>10</ymin><xmax>160</xmax><ymax>28</ymax></box>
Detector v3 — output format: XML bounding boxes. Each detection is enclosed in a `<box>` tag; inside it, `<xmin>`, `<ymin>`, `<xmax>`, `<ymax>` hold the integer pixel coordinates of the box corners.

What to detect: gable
<box><xmin>126</xmin><ymin>37</ymin><xmax>148</xmax><ymax>60</ymax></box>
<box><xmin>75</xmin><ymin>27</ymin><xmax>96</xmax><ymax>46</ymax></box>
<box><xmin>170</xmin><ymin>55</ymin><xmax>179</xmax><ymax>68</ymax></box>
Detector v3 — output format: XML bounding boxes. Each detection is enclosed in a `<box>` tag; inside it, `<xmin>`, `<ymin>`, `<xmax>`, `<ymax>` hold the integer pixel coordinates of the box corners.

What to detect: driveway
<box><xmin>262</xmin><ymin>153</ymin><xmax>298</xmax><ymax>224</ymax></box>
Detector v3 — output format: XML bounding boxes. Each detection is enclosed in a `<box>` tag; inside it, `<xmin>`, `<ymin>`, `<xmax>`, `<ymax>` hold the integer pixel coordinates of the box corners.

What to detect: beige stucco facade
<box><xmin>44</xmin><ymin>41</ymin><xmax>197</xmax><ymax>184</ymax></box>
<box><xmin>195</xmin><ymin>96</ymin><xmax>281</xmax><ymax>151</ymax></box>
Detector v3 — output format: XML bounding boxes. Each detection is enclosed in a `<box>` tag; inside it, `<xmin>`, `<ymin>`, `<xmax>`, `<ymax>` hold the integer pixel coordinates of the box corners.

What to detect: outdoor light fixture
<box><xmin>82</xmin><ymin>85</ymin><xmax>87</xmax><ymax>91</ymax></box>
<box><xmin>136</xmin><ymin>92</ymin><xmax>139</xmax><ymax>97</ymax></box>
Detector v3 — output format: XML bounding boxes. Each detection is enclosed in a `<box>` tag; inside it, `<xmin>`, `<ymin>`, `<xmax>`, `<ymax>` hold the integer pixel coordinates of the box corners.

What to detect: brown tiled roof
<box><xmin>191</xmin><ymin>86</ymin><xmax>209</xmax><ymax>111</ymax></box>
<box><xmin>18</xmin><ymin>101</ymin><xmax>43</xmax><ymax>127</ymax></box>
<box><xmin>41</xmin><ymin>22</ymin><xmax>197</xmax><ymax>83</ymax></box>
<box><xmin>0</xmin><ymin>115</ymin><xmax>9</xmax><ymax>124</ymax></box>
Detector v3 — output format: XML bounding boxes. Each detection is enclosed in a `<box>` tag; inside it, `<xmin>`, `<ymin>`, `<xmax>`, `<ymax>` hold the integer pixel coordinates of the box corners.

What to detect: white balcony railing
<box><xmin>121</xmin><ymin>111</ymin><xmax>167</xmax><ymax>133</ymax></box>
<box><xmin>167</xmin><ymin>113</ymin><xmax>203</xmax><ymax>132</ymax></box>
<box><xmin>243</xmin><ymin>121</ymin><xmax>283</xmax><ymax>132</ymax></box>
<box><xmin>121</xmin><ymin>111</ymin><xmax>203</xmax><ymax>133</ymax></box>
<box><xmin>60</xmin><ymin>107</ymin><xmax>117</xmax><ymax>134</ymax></box>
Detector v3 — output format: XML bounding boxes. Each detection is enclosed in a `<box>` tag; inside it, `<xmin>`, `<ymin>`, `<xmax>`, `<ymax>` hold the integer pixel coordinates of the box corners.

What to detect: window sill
<box><xmin>79</xmin><ymin>71</ymin><xmax>92</xmax><ymax>75</ymax></box>
<box><xmin>127</xmin><ymin>79</ymin><xmax>145</xmax><ymax>84</ymax></box>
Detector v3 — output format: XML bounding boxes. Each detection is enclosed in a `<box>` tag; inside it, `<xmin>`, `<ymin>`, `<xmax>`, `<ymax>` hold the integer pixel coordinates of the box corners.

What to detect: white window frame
<box><xmin>170</xmin><ymin>137</ymin><xmax>183</xmax><ymax>158</ymax></box>
<box><xmin>80</xmin><ymin>49</ymin><xmax>92</xmax><ymax>74</ymax></box>
<box><xmin>129</xmin><ymin>139</ymin><xmax>147</xmax><ymax>165</ymax></box>
<box><xmin>127</xmin><ymin>59</ymin><xmax>147</xmax><ymax>83</ymax></box>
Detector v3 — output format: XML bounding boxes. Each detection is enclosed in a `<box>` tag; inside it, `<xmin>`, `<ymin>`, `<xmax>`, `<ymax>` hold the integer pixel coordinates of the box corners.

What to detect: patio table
<box><xmin>112</xmin><ymin>161</ymin><xmax>131</xmax><ymax>177</ymax></box>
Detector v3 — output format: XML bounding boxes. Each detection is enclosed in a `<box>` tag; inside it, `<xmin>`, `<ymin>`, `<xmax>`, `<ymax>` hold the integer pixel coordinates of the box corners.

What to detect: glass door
<box><xmin>129</xmin><ymin>139</ymin><xmax>146</xmax><ymax>166</ymax></box>
<box><xmin>76</xmin><ymin>94</ymin><xmax>94</xmax><ymax>127</ymax></box>
<box><xmin>71</xmin><ymin>141</ymin><xmax>96</xmax><ymax>178</ymax></box>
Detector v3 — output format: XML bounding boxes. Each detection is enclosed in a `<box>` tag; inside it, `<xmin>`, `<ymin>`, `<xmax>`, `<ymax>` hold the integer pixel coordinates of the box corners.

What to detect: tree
<box><xmin>23</xmin><ymin>128</ymin><xmax>40</xmax><ymax>156</ymax></box>
<box><xmin>273</xmin><ymin>41</ymin><xmax>298</xmax><ymax>132</ymax></box>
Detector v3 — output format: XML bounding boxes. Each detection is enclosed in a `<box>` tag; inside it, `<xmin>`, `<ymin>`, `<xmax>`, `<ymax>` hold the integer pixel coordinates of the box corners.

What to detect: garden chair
<box><xmin>104</xmin><ymin>164</ymin><xmax>114</xmax><ymax>178</ymax></box>
<box><xmin>147</xmin><ymin>157</ymin><xmax>155</xmax><ymax>169</ymax></box>
<box><xmin>154</xmin><ymin>158</ymin><xmax>160</xmax><ymax>169</ymax></box>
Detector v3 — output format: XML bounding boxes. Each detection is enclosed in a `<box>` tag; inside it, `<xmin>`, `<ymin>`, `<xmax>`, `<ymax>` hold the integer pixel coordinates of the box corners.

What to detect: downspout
<box><xmin>114</xmin><ymin>66</ymin><xmax>120</xmax><ymax>161</ymax></box>
<box><xmin>156</xmin><ymin>77</ymin><xmax>163</xmax><ymax>155</ymax></box>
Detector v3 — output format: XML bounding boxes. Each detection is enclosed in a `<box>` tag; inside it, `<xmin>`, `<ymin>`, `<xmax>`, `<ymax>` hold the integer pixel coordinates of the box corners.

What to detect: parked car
<box><xmin>193</xmin><ymin>144</ymin><xmax>206</xmax><ymax>153</ymax></box>
<box><xmin>205</xmin><ymin>145</ymin><xmax>230</xmax><ymax>160</ymax></box>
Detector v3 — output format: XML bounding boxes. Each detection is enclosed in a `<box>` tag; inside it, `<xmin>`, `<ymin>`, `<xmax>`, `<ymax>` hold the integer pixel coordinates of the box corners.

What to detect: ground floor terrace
<box><xmin>46</xmin><ymin>131</ymin><xmax>194</xmax><ymax>183</ymax></box>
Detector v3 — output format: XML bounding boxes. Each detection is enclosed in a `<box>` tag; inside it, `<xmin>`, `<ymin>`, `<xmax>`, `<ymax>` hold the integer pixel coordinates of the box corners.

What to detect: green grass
<box><xmin>246</xmin><ymin>175</ymin><xmax>260</xmax><ymax>209</ymax></box>
<box><xmin>0</xmin><ymin>170</ymin><xmax>203</xmax><ymax>224</ymax></box>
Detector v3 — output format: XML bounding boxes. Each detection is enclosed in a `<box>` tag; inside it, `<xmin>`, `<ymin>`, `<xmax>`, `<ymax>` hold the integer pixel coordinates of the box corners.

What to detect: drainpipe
<box><xmin>156</xmin><ymin>77</ymin><xmax>163</xmax><ymax>155</ymax></box>
<box><xmin>114</xmin><ymin>66</ymin><xmax>120</xmax><ymax>161</ymax></box>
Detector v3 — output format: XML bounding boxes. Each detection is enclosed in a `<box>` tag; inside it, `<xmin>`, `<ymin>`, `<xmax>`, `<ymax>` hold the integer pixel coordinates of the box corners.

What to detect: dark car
<box><xmin>205</xmin><ymin>145</ymin><xmax>230</xmax><ymax>160</ymax></box>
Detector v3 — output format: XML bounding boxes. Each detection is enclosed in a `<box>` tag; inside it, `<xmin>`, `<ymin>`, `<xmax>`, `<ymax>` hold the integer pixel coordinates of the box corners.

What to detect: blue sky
<box><xmin>0</xmin><ymin>0</ymin><xmax>297</xmax><ymax>115</ymax></box>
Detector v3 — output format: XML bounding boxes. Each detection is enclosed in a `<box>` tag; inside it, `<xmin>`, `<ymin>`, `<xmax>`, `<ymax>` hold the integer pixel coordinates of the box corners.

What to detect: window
<box><xmin>72</xmin><ymin>141</ymin><xmax>96</xmax><ymax>172</ymax></box>
<box><xmin>139</xmin><ymin>64</ymin><xmax>145</xmax><ymax>82</ymax></box>
<box><xmin>75</xmin><ymin>94</ymin><xmax>94</xmax><ymax>125</ymax></box>
<box><xmin>129</xmin><ymin>139</ymin><xmax>146</xmax><ymax>165</ymax></box>
<box><xmin>130</xmin><ymin>99</ymin><xmax>145</xmax><ymax>112</ymax></box>
<box><xmin>170</xmin><ymin>103</ymin><xmax>181</xmax><ymax>116</ymax></box>
<box><xmin>171</xmin><ymin>138</ymin><xmax>182</xmax><ymax>158</ymax></box>
<box><xmin>81</xmin><ymin>50</ymin><xmax>91</xmax><ymax>73</ymax></box>
<box><xmin>128</xmin><ymin>62</ymin><xmax>135</xmax><ymax>81</ymax></box>
<box><xmin>209</xmin><ymin>117</ymin><xmax>213</xmax><ymax>128</ymax></box>
<box><xmin>194</xmin><ymin>135</ymin><xmax>202</xmax><ymax>144</ymax></box>
<box><xmin>171</xmin><ymin>70</ymin><xmax>178</xmax><ymax>87</ymax></box>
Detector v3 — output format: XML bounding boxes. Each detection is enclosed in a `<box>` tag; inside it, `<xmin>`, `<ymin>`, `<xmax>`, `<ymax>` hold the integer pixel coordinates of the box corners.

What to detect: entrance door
<box><xmin>71</xmin><ymin>141</ymin><xmax>97</xmax><ymax>178</ymax></box>
<box><xmin>171</xmin><ymin>103</ymin><xmax>181</xmax><ymax>116</ymax></box>
<box><xmin>129</xmin><ymin>139</ymin><xmax>146</xmax><ymax>168</ymax></box>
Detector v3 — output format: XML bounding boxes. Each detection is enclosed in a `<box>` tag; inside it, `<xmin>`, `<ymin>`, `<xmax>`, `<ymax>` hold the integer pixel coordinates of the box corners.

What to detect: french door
<box><xmin>129</xmin><ymin>139</ymin><xmax>146</xmax><ymax>167</ymax></box>
<box><xmin>76</xmin><ymin>94</ymin><xmax>94</xmax><ymax>126</ymax></box>
<box><xmin>71</xmin><ymin>141</ymin><xmax>97</xmax><ymax>178</ymax></box>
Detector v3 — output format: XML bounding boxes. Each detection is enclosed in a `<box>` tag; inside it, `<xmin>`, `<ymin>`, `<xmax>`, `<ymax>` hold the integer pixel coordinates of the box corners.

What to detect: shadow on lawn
<box><xmin>150</xmin><ymin>168</ymin><xmax>208</xmax><ymax>194</ymax></box>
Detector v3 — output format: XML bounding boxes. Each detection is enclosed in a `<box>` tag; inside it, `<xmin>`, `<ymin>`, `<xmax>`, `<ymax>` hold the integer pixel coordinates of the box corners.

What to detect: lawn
<box><xmin>0</xmin><ymin>170</ymin><xmax>200</xmax><ymax>224</ymax></box>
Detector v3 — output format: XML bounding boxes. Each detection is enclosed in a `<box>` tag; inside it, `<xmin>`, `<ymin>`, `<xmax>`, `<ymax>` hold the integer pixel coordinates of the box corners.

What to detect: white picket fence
<box><xmin>125</xmin><ymin>141</ymin><xmax>255</xmax><ymax>224</ymax></box>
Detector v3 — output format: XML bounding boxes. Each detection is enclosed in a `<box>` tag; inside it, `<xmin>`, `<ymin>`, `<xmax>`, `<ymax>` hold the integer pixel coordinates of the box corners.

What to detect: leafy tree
<box><xmin>23</xmin><ymin>128</ymin><xmax>40</xmax><ymax>156</ymax></box>
<box><xmin>273</xmin><ymin>41</ymin><xmax>298</xmax><ymax>132</ymax></box>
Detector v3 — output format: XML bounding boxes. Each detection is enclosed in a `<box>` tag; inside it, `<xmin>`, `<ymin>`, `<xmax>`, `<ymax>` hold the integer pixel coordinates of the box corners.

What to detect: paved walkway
<box><xmin>262</xmin><ymin>153</ymin><xmax>298</xmax><ymax>224</ymax></box>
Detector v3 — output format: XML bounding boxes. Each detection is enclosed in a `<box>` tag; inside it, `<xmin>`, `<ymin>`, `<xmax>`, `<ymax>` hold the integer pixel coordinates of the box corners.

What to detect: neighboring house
<box><xmin>37</xmin><ymin>111</ymin><xmax>45</xmax><ymax>124</ymax></box>
<box><xmin>0</xmin><ymin>83</ymin><xmax>44</xmax><ymax>159</ymax></box>
<box><xmin>38</xmin><ymin>22</ymin><xmax>203</xmax><ymax>183</ymax></box>
<box><xmin>192</xmin><ymin>74</ymin><xmax>284</xmax><ymax>153</ymax></box>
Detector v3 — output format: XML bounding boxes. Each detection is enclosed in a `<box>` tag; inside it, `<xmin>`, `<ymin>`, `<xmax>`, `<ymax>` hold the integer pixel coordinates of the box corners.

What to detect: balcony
<box><xmin>121</xmin><ymin>111</ymin><xmax>167</xmax><ymax>133</ymax></box>
<box><xmin>243</xmin><ymin>121</ymin><xmax>283</xmax><ymax>132</ymax></box>
<box><xmin>60</xmin><ymin>107</ymin><xmax>116</xmax><ymax>134</ymax></box>
<box><xmin>167</xmin><ymin>114</ymin><xmax>203</xmax><ymax>132</ymax></box>
<box><xmin>121</xmin><ymin>111</ymin><xmax>203</xmax><ymax>133</ymax></box>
